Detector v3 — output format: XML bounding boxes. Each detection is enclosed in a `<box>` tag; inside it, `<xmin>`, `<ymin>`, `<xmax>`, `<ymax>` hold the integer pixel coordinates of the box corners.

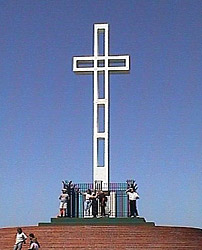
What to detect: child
<box><xmin>13</xmin><ymin>227</ymin><xmax>27</xmax><ymax>250</ymax></box>
<box><xmin>29</xmin><ymin>233</ymin><xmax>40</xmax><ymax>248</ymax></box>
<box><xmin>28</xmin><ymin>238</ymin><xmax>39</xmax><ymax>250</ymax></box>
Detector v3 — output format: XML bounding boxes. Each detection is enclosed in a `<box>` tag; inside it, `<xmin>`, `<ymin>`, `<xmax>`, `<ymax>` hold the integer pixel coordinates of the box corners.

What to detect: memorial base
<box><xmin>38</xmin><ymin>217</ymin><xmax>155</xmax><ymax>226</ymax></box>
<box><xmin>1</xmin><ymin>223</ymin><xmax>201</xmax><ymax>249</ymax></box>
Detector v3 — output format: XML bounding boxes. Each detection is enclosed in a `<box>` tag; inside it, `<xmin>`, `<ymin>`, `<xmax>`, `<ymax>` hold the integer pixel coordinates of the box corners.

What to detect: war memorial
<box><xmin>1</xmin><ymin>23</ymin><xmax>201</xmax><ymax>249</ymax></box>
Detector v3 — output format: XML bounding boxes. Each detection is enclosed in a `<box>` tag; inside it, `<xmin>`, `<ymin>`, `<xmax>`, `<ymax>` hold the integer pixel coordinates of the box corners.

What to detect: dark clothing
<box><xmin>98</xmin><ymin>193</ymin><xmax>107</xmax><ymax>216</ymax></box>
<box><xmin>92</xmin><ymin>198</ymin><xmax>98</xmax><ymax>217</ymax></box>
<box><xmin>30</xmin><ymin>238</ymin><xmax>40</xmax><ymax>248</ymax></box>
<box><xmin>129</xmin><ymin>200</ymin><xmax>139</xmax><ymax>217</ymax></box>
<box><xmin>100</xmin><ymin>205</ymin><xmax>105</xmax><ymax>216</ymax></box>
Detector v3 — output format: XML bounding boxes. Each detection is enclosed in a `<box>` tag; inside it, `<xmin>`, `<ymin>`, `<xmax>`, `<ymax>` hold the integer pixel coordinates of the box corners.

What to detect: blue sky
<box><xmin>0</xmin><ymin>0</ymin><xmax>201</xmax><ymax>228</ymax></box>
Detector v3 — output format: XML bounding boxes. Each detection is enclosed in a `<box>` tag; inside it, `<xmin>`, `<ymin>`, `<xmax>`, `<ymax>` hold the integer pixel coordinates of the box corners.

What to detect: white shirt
<box><xmin>15</xmin><ymin>232</ymin><xmax>27</xmax><ymax>244</ymax></box>
<box><xmin>127</xmin><ymin>192</ymin><xmax>139</xmax><ymax>201</ymax></box>
<box><xmin>86</xmin><ymin>193</ymin><xmax>91</xmax><ymax>200</ymax></box>
<box><xmin>59</xmin><ymin>193</ymin><xmax>69</xmax><ymax>202</ymax></box>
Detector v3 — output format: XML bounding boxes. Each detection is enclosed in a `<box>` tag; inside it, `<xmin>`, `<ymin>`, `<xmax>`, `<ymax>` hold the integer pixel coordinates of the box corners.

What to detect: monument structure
<box><xmin>52</xmin><ymin>23</ymin><xmax>137</xmax><ymax>219</ymax></box>
<box><xmin>73</xmin><ymin>23</ymin><xmax>130</xmax><ymax>190</ymax></box>
<box><xmin>2</xmin><ymin>23</ymin><xmax>200</xmax><ymax>250</ymax></box>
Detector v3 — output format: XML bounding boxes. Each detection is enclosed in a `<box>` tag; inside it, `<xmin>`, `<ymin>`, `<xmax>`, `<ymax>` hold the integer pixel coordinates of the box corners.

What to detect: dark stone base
<box><xmin>38</xmin><ymin>217</ymin><xmax>155</xmax><ymax>226</ymax></box>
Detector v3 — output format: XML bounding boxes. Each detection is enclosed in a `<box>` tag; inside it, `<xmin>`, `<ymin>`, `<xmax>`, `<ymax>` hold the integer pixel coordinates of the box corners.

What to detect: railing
<box><xmin>63</xmin><ymin>182</ymin><xmax>133</xmax><ymax>218</ymax></box>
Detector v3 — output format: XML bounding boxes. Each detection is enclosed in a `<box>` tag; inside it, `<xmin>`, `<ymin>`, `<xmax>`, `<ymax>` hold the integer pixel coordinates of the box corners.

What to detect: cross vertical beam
<box><xmin>73</xmin><ymin>23</ymin><xmax>130</xmax><ymax>190</ymax></box>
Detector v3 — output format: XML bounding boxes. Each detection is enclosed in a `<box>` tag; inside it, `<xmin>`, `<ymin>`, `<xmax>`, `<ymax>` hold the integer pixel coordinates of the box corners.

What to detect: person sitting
<box><xmin>28</xmin><ymin>238</ymin><xmax>39</xmax><ymax>250</ymax></box>
<box><xmin>28</xmin><ymin>233</ymin><xmax>40</xmax><ymax>249</ymax></box>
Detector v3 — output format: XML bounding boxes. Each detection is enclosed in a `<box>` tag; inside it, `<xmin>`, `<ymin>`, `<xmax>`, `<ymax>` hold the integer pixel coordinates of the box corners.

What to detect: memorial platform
<box><xmin>38</xmin><ymin>217</ymin><xmax>155</xmax><ymax>226</ymax></box>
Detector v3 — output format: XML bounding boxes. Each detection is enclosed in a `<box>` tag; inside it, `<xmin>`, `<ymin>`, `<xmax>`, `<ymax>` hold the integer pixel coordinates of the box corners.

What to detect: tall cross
<box><xmin>73</xmin><ymin>23</ymin><xmax>130</xmax><ymax>190</ymax></box>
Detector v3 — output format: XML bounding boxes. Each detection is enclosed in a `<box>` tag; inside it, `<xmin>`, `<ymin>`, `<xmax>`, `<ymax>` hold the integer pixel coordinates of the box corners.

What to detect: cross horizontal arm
<box><xmin>73</xmin><ymin>55</ymin><xmax>130</xmax><ymax>73</ymax></box>
<box><xmin>73</xmin><ymin>56</ymin><xmax>95</xmax><ymax>73</ymax></box>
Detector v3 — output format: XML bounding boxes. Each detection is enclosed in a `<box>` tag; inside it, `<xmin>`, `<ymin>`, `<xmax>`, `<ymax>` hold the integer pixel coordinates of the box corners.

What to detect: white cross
<box><xmin>73</xmin><ymin>23</ymin><xmax>130</xmax><ymax>190</ymax></box>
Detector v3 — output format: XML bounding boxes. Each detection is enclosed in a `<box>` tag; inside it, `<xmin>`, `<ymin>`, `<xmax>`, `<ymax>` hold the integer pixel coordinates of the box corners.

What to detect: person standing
<box><xmin>126</xmin><ymin>188</ymin><xmax>140</xmax><ymax>217</ymax></box>
<box><xmin>80</xmin><ymin>189</ymin><xmax>94</xmax><ymax>216</ymax></box>
<box><xmin>91</xmin><ymin>190</ymin><xmax>98</xmax><ymax>218</ymax></box>
<box><xmin>98</xmin><ymin>191</ymin><xmax>107</xmax><ymax>217</ymax></box>
<box><xmin>58</xmin><ymin>189</ymin><xmax>69</xmax><ymax>217</ymax></box>
<box><xmin>13</xmin><ymin>227</ymin><xmax>27</xmax><ymax>250</ymax></box>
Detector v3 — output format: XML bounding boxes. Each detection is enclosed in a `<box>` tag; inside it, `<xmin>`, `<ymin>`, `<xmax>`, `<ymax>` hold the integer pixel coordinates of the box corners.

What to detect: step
<box><xmin>1</xmin><ymin>225</ymin><xmax>201</xmax><ymax>249</ymax></box>
<box><xmin>39</xmin><ymin>217</ymin><xmax>155</xmax><ymax>226</ymax></box>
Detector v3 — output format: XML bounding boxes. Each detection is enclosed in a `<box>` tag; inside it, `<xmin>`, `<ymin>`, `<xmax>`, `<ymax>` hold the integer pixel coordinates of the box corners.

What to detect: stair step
<box><xmin>1</xmin><ymin>225</ymin><xmax>201</xmax><ymax>249</ymax></box>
